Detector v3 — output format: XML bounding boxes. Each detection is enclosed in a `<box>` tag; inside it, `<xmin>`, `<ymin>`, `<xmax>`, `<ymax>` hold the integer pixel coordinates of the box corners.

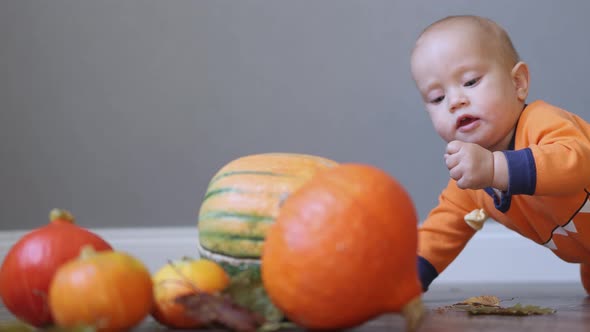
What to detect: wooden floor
<box><xmin>1</xmin><ymin>282</ymin><xmax>589</xmax><ymax>331</ymax></box>
<box><xmin>365</xmin><ymin>282</ymin><xmax>590</xmax><ymax>332</ymax></box>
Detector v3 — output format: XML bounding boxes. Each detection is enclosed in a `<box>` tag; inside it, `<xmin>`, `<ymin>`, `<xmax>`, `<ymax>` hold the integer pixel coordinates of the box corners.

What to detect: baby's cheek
<box><xmin>433</xmin><ymin>120</ymin><xmax>454</xmax><ymax>142</ymax></box>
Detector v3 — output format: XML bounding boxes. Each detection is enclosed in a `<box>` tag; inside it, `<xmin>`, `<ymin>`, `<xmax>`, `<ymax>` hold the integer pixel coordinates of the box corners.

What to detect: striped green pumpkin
<box><xmin>197</xmin><ymin>153</ymin><xmax>338</xmax><ymax>267</ymax></box>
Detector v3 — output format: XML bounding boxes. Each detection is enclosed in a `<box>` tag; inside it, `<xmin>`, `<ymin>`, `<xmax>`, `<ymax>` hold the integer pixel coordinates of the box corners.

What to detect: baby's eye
<box><xmin>464</xmin><ymin>77</ymin><xmax>481</xmax><ymax>87</ymax></box>
<box><xmin>430</xmin><ymin>95</ymin><xmax>444</xmax><ymax>104</ymax></box>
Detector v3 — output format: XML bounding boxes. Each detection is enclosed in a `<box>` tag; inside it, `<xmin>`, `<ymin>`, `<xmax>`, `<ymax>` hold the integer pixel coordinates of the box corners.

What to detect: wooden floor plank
<box><xmin>358</xmin><ymin>282</ymin><xmax>590</xmax><ymax>332</ymax></box>
<box><xmin>1</xmin><ymin>282</ymin><xmax>588</xmax><ymax>331</ymax></box>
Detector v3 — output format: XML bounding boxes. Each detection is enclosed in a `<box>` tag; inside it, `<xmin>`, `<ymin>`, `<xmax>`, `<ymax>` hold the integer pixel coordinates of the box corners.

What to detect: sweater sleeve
<box><xmin>417</xmin><ymin>179</ymin><xmax>478</xmax><ymax>291</ymax></box>
<box><xmin>511</xmin><ymin>101</ymin><xmax>590</xmax><ymax>195</ymax></box>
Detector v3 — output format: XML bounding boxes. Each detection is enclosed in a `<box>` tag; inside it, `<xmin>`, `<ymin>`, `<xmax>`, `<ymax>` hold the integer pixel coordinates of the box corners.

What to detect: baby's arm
<box><xmin>506</xmin><ymin>103</ymin><xmax>590</xmax><ymax>196</ymax></box>
<box><xmin>418</xmin><ymin>180</ymin><xmax>478</xmax><ymax>290</ymax></box>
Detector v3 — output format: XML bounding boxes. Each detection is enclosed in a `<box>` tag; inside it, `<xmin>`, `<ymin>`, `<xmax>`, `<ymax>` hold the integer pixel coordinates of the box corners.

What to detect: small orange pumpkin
<box><xmin>151</xmin><ymin>258</ymin><xmax>230</xmax><ymax>328</ymax></box>
<box><xmin>48</xmin><ymin>246</ymin><xmax>154</xmax><ymax>332</ymax></box>
<box><xmin>261</xmin><ymin>163</ymin><xmax>424</xmax><ymax>330</ymax></box>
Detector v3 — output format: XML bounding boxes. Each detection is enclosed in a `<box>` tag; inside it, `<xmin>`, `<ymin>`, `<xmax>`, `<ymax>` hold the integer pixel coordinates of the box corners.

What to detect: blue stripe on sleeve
<box><xmin>484</xmin><ymin>148</ymin><xmax>536</xmax><ymax>212</ymax></box>
<box><xmin>484</xmin><ymin>187</ymin><xmax>512</xmax><ymax>212</ymax></box>
<box><xmin>418</xmin><ymin>255</ymin><xmax>438</xmax><ymax>292</ymax></box>
<box><xmin>503</xmin><ymin>148</ymin><xmax>537</xmax><ymax>195</ymax></box>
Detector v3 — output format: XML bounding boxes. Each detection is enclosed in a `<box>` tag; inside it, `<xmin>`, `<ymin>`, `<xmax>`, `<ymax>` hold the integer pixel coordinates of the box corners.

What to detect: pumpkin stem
<box><xmin>49</xmin><ymin>208</ymin><xmax>75</xmax><ymax>224</ymax></box>
<box><xmin>401</xmin><ymin>295</ymin><xmax>424</xmax><ymax>332</ymax></box>
<box><xmin>79</xmin><ymin>245</ymin><xmax>98</xmax><ymax>260</ymax></box>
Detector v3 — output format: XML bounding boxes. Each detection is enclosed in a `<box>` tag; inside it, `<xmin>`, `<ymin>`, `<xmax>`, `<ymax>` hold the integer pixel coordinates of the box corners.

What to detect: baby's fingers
<box><xmin>445</xmin><ymin>152</ymin><xmax>460</xmax><ymax>170</ymax></box>
<box><xmin>445</xmin><ymin>140</ymin><xmax>464</xmax><ymax>155</ymax></box>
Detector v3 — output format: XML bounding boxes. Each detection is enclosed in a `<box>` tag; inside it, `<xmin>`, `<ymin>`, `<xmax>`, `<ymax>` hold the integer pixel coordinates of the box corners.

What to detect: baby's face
<box><xmin>410</xmin><ymin>25</ymin><xmax>523</xmax><ymax>151</ymax></box>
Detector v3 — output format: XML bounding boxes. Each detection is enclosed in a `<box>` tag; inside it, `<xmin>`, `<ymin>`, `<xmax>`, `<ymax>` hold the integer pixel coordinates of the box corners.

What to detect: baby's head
<box><xmin>410</xmin><ymin>15</ymin><xmax>529</xmax><ymax>151</ymax></box>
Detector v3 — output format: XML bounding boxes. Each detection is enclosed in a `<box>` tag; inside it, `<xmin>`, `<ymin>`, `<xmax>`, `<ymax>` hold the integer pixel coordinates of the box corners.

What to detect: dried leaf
<box><xmin>456</xmin><ymin>295</ymin><xmax>501</xmax><ymax>307</ymax></box>
<box><xmin>221</xmin><ymin>263</ymin><xmax>285</xmax><ymax>324</ymax></box>
<box><xmin>0</xmin><ymin>321</ymin><xmax>96</xmax><ymax>332</ymax></box>
<box><xmin>257</xmin><ymin>321</ymin><xmax>298</xmax><ymax>332</ymax></box>
<box><xmin>467</xmin><ymin>303</ymin><xmax>556</xmax><ymax>316</ymax></box>
<box><xmin>46</xmin><ymin>326</ymin><xmax>96</xmax><ymax>332</ymax></box>
<box><xmin>0</xmin><ymin>320</ymin><xmax>35</xmax><ymax>332</ymax></box>
<box><xmin>175</xmin><ymin>292</ymin><xmax>265</xmax><ymax>332</ymax></box>
<box><xmin>434</xmin><ymin>295</ymin><xmax>556</xmax><ymax>317</ymax></box>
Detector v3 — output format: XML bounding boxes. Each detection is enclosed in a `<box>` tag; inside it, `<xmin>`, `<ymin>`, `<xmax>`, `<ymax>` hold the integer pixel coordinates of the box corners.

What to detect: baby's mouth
<box><xmin>456</xmin><ymin>115</ymin><xmax>479</xmax><ymax>129</ymax></box>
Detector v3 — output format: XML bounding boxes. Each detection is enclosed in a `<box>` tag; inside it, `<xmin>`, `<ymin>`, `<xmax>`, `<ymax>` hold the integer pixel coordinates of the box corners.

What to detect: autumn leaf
<box><xmin>0</xmin><ymin>320</ymin><xmax>34</xmax><ymax>332</ymax></box>
<box><xmin>455</xmin><ymin>295</ymin><xmax>501</xmax><ymax>307</ymax></box>
<box><xmin>467</xmin><ymin>303</ymin><xmax>556</xmax><ymax>316</ymax></box>
<box><xmin>435</xmin><ymin>294</ymin><xmax>556</xmax><ymax>317</ymax></box>
<box><xmin>175</xmin><ymin>292</ymin><xmax>265</xmax><ymax>332</ymax></box>
<box><xmin>220</xmin><ymin>263</ymin><xmax>285</xmax><ymax>324</ymax></box>
<box><xmin>0</xmin><ymin>321</ymin><xmax>96</xmax><ymax>332</ymax></box>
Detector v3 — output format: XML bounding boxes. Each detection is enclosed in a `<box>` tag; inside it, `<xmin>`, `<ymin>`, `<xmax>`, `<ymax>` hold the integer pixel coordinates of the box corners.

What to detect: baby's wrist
<box><xmin>491</xmin><ymin>151</ymin><xmax>509</xmax><ymax>191</ymax></box>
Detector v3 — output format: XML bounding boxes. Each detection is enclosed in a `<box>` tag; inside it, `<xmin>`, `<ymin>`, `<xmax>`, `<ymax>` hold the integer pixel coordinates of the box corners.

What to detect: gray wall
<box><xmin>2</xmin><ymin>1</ymin><xmax>590</xmax><ymax>230</ymax></box>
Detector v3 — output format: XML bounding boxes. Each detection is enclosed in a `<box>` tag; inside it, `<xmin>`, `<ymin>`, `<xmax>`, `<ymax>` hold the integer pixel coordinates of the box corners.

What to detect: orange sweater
<box><xmin>418</xmin><ymin>100</ymin><xmax>590</xmax><ymax>290</ymax></box>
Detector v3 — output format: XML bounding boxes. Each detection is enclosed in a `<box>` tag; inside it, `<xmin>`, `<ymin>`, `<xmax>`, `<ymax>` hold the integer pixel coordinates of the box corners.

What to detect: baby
<box><xmin>410</xmin><ymin>15</ymin><xmax>590</xmax><ymax>292</ymax></box>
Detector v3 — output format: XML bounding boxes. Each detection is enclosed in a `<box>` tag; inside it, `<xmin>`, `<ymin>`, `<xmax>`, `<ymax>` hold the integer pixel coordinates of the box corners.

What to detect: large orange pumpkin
<box><xmin>261</xmin><ymin>163</ymin><xmax>424</xmax><ymax>330</ymax></box>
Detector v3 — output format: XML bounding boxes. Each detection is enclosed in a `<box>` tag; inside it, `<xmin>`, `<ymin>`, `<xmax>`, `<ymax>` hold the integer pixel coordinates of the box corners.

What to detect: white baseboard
<box><xmin>0</xmin><ymin>225</ymin><xmax>580</xmax><ymax>284</ymax></box>
<box><xmin>0</xmin><ymin>227</ymin><xmax>199</xmax><ymax>275</ymax></box>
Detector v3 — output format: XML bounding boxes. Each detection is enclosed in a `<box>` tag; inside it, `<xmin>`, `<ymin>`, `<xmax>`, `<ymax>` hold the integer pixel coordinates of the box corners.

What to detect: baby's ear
<box><xmin>511</xmin><ymin>61</ymin><xmax>529</xmax><ymax>101</ymax></box>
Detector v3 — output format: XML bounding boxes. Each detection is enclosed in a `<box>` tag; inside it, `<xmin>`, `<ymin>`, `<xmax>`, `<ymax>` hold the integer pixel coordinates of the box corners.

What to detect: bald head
<box><xmin>413</xmin><ymin>15</ymin><xmax>520</xmax><ymax>70</ymax></box>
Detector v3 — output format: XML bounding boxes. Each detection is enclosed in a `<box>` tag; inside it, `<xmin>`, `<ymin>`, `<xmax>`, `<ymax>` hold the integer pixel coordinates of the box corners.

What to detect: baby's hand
<box><xmin>444</xmin><ymin>140</ymin><xmax>494</xmax><ymax>190</ymax></box>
